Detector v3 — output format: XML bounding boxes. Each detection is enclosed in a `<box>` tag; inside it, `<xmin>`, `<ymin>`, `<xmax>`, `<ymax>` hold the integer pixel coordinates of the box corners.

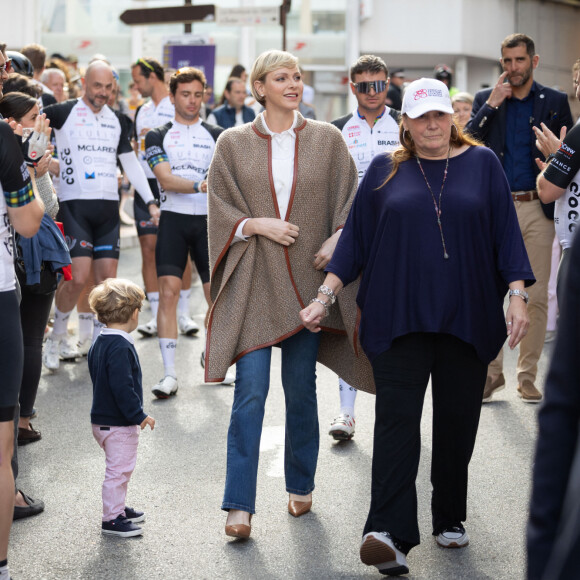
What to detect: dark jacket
<box><xmin>527</xmin><ymin>231</ymin><xmax>580</xmax><ymax>580</ymax></box>
<box><xmin>465</xmin><ymin>81</ymin><xmax>573</xmax><ymax>219</ymax></box>
<box><xmin>89</xmin><ymin>333</ymin><xmax>147</xmax><ymax>427</ymax></box>
<box><xmin>211</xmin><ymin>103</ymin><xmax>255</xmax><ymax>129</ymax></box>
<box><xmin>17</xmin><ymin>214</ymin><xmax>71</xmax><ymax>285</ymax></box>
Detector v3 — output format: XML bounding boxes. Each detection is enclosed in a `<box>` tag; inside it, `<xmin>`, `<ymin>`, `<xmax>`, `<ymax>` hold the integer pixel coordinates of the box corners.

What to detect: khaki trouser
<box><xmin>488</xmin><ymin>199</ymin><xmax>554</xmax><ymax>384</ymax></box>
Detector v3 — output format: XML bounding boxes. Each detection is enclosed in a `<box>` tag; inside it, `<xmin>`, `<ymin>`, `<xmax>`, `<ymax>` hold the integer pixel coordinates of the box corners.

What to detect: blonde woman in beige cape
<box><xmin>206</xmin><ymin>50</ymin><xmax>374</xmax><ymax>539</ymax></box>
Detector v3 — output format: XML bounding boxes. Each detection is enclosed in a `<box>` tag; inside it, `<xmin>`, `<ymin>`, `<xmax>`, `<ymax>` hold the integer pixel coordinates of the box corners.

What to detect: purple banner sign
<box><xmin>163</xmin><ymin>44</ymin><xmax>216</xmax><ymax>94</ymax></box>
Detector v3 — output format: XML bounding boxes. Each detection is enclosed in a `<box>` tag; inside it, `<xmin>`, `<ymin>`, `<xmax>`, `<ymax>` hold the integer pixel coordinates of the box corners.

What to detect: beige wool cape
<box><xmin>205</xmin><ymin>112</ymin><xmax>375</xmax><ymax>395</ymax></box>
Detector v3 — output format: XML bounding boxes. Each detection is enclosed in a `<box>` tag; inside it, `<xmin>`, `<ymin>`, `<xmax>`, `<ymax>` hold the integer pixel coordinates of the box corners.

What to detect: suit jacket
<box><xmin>466</xmin><ymin>81</ymin><xmax>573</xmax><ymax>219</ymax></box>
<box><xmin>210</xmin><ymin>103</ymin><xmax>255</xmax><ymax>129</ymax></box>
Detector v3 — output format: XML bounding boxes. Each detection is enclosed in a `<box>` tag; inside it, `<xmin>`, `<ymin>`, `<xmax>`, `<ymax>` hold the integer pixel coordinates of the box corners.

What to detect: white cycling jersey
<box><xmin>134</xmin><ymin>96</ymin><xmax>175</xmax><ymax>179</ymax></box>
<box><xmin>332</xmin><ymin>106</ymin><xmax>400</xmax><ymax>181</ymax></box>
<box><xmin>44</xmin><ymin>98</ymin><xmax>134</xmax><ymax>202</ymax></box>
<box><xmin>544</xmin><ymin>122</ymin><xmax>580</xmax><ymax>250</ymax></box>
<box><xmin>145</xmin><ymin>118</ymin><xmax>223</xmax><ymax>215</ymax></box>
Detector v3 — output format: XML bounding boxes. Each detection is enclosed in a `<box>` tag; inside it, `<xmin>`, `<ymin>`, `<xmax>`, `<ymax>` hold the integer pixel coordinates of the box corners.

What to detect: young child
<box><xmin>88</xmin><ymin>278</ymin><xmax>155</xmax><ymax>538</ymax></box>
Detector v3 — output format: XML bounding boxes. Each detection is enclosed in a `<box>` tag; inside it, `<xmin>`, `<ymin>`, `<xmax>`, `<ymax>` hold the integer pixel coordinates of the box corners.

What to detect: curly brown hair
<box><xmin>89</xmin><ymin>278</ymin><xmax>145</xmax><ymax>325</ymax></box>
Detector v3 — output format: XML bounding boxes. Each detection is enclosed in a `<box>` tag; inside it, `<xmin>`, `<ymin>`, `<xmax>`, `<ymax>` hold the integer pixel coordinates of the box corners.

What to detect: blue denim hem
<box><xmin>286</xmin><ymin>485</ymin><xmax>315</xmax><ymax>495</ymax></box>
<box><xmin>221</xmin><ymin>501</ymin><xmax>255</xmax><ymax>515</ymax></box>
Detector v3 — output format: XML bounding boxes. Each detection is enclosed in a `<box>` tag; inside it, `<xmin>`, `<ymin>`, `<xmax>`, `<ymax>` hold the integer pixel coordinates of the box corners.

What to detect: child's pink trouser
<box><xmin>92</xmin><ymin>425</ymin><xmax>139</xmax><ymax>521</ymax></box>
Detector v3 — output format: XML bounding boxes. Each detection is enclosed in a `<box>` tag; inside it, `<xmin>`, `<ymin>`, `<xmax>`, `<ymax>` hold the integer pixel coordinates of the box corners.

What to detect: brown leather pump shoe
<box><xmin>225</xmin><ymin>514</ymin><xmax>252</xmax><ymax>539</ymax></box>
<box><xmin>288</xmin><ymin>499</ymin><xmax>312</xmax><ymax>518</ymax></box>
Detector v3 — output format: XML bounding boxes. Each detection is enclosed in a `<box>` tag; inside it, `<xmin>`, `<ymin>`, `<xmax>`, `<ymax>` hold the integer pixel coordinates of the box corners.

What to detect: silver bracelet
<box><xmin>310</xmin><ymin>298</ymin><xmax>329</xmax><ymax>317</ymax></box>
<box><xmin>318</xmin><ymin>284</ymin><xmax>336</xmax><ymax>305</ymax></box>
<box><xmin>508</xmin><ymin>289</ymin><xmax>529</xmax><ymax>304</ymax></box>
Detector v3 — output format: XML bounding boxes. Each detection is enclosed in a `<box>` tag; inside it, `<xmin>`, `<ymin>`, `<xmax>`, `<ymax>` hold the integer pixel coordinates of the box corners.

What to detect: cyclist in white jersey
<box><xmin>145</xmin><ymin>67</ymin><xmax>232</xmax><ymax>398</ymax></box>
<box><xmin>535</xmin><ymin>60</ymin><xmax>580</xmax><ymax>301</ymax></box>
<box><xmin>328</xmin><ymin>55</ymin><xmax>401</xmax><ymax>441</ymax></box>
<box><xmin>42</xmin><ymin>61</ymin><xmax>160</xmax><ymax>370</ymax></box>
<box><xmin>0</xmin><ymin>119</ymin><xmax>44</xmax><ymax>580</ymax></box>
<box><xmin>131</xmin><ymin>58</ymin><xmax>200</xmax><ymax>338</ymax></box>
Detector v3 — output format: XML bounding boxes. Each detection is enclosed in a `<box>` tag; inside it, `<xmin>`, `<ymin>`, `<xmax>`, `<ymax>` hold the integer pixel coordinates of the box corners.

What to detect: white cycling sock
<box><xmin>159</xmin><ymin>338</ymin><xmax>177</xmax><ymax>377</ymax></box>
<box><xmin>78</xmin><ymin>312</ymin><xmax>94</xmax><ymax>341</ymax></box>
<box><xmin>178</xmin><ymin>289</ymin><xmax>191</xmax><ymax>315</ymax></box>
<box><xmin>339</xmin><ymin>377</ymin><xmax>357</xmax><ymax>417</ymax></box>
<box><xmin>147</xmin><ymin>291</ymin><xmax>160</xmax><ymax>319</ymax></box>
<box><xmin>93</xmin><ymin>318</ymin><xmax>106</xmax><ymax>342</ymax></box>
<box><xmin>52</xmin><ymin>306</ymin><xmax>73</xmax><ymax>337</ymax></box>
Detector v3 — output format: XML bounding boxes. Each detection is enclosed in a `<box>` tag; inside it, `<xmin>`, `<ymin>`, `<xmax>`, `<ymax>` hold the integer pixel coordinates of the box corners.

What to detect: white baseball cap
<box><xmin>401</xmin><ymin>78</ymin><xmax>454</xmax><ymax>119</ymax></box>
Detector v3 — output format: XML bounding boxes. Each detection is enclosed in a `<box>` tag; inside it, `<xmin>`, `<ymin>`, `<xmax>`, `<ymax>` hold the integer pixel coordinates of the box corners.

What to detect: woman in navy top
<box><xmin>301</xmin><ymin>79</ymin><xmax>534</xmax><ymax>576</ymax></box>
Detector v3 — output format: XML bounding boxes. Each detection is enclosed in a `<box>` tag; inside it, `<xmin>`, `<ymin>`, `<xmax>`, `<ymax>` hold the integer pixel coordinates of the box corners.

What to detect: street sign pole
<box><xmin>185</xmin><ymin>0</ymin><xmax>192</xmax><ymax>34</ymax></box>
<box><xmin>281</xmin><ymin>0</ymin><xmax>291</xmax><ymax>51</ymax></box>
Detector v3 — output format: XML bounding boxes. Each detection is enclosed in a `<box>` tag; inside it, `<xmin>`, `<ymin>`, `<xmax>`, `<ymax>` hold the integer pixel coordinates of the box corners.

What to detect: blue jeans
<box><xmin>222</xmin><ymin>328</ymin><xmax>321</xmax><ymax>514</ymax></box>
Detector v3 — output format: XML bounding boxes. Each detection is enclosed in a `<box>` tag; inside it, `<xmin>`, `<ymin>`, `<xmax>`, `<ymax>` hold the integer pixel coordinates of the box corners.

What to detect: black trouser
<box><xmin>19</xmin><ymin>288</ymin><xmax>55</xmax><ymax>417</ymax></box>
<box><xmin>363</xmin><ymin>332</ymin><xmax>487</xmax><ymax>553</ymax></box>
<box><xmin>556</xmin><ymin>247</ymin><xmax>570</xmax><ymax>307</ymax></box>
<box><xmin>11</xmin><ymin>287</ymin><xmax>55</xmax><ymax>484</ymax></box>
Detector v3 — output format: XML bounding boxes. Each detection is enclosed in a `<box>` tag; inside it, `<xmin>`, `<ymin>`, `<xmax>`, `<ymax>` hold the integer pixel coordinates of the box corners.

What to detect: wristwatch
<box><xmin>147</xmin><ymin>199</ymin><xmax>160</xmax><ymax>207</ymax></box>
<box><xmin>509</xmin><ymin>289</ymin><xmax>529</xmax><ymax>304</ymax></box>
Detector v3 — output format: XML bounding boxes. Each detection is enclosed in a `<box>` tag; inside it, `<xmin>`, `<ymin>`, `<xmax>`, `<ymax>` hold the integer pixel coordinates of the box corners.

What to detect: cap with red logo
<box><xmin>401</xmin><ymin>78</ymin><xmax>454</xmax><ymax>119</ymax></box>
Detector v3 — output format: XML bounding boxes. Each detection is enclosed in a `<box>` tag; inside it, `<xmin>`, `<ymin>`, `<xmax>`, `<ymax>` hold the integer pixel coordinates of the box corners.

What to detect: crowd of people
<box><xmin>0</xmin><ymin>30</ymin><xmax>579</xmax><ymax>579</ymax></box>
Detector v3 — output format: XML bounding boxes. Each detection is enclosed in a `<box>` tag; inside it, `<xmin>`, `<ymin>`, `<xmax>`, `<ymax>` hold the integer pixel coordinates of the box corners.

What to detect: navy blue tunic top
<box><xmin>326</xmin><ymin>145</ymin><xmax>535</xmax><ymax>364</ymax></box>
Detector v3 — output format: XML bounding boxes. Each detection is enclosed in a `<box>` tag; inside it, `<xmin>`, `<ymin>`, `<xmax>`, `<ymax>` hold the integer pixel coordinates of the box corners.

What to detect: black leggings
<box><xmin>363</xmin><ymin>332</ymin><xmax>487</xmax><ymax>553</ymax></box>
<box><xmin>0</xmin><ymin>290</ymin><xmax>23</xmax><ymax>422</ymax></box>
<box><xmin>19</xmin><ymin>288</ymin><xmax>55</xmax><ymax>417</ymax></box>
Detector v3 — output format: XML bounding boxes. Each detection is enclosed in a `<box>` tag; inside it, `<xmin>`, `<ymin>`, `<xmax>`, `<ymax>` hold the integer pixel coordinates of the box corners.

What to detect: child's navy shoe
<box><xmin>124</xmin><ymin>506</ymin><xmax>145</xmax><ymax>523</ymax></box>
<box><xmin>101</xmin><ymin>514</ymin><xmax>143</xmax><ymax>537</ymax></box>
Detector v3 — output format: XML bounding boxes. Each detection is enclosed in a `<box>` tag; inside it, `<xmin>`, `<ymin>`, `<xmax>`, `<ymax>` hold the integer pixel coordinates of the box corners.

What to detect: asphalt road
<box><xmin>9</xmin><ymin>240</ymin><xmax>551</xmax><ymax>580</ymax></box>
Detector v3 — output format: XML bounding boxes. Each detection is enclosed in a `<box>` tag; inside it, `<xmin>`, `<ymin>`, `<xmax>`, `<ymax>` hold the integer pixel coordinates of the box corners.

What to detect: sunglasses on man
<box><xmin>0</xmin><ymin>59</ymin><xmax>12</xmax><ymax>74</ymax></box>
<box><xmin>353</xmin><ymin>80</ymin><xmax>387</xmax><ymax>94</ymax></box>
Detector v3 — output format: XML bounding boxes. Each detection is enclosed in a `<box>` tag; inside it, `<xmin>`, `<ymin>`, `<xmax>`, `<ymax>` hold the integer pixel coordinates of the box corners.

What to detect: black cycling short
<box><xmin>0</xmin><ymin>290</ymin><xmax>24</xmax><ymax>421</ymax></box>
<box><xmin>57</xmin><ymin>199</ymin><xmax>120</xmax><ymax>259</ymax></box>
<box><xmin>134</xmin><ymin>178</ymin><xmax>160</xmax><ymax>237</ymax></box>
<box><xmin>156</xmin><ymin>211</ymin><xmax>210</xmax><ymax>282</ymax></box>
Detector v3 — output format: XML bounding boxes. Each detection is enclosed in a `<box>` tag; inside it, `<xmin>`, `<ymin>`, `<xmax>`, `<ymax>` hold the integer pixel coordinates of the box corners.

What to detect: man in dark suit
<box><xmin>466</xmin><ymin>33</ymin><xmax>573</xmax><ymax>404</ymax></box>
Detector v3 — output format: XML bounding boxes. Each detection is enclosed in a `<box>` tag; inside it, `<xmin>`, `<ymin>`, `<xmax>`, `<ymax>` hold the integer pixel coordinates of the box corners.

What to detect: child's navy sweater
<box><xmin>88</xmin><ymin>330</ymin><xmax>147</xmax><ymax>426</ymax></box>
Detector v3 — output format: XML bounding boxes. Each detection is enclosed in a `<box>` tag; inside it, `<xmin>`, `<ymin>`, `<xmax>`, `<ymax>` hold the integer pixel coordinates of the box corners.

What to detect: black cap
<box><xmin>434</xmin><ymin>64</ymin><xmax>452</xmax><ymax>80</ymax></box>
<box><xmin>6</xmin><ymin>51</ymin><xmax>33</xmax><ymax>78</ymax></box>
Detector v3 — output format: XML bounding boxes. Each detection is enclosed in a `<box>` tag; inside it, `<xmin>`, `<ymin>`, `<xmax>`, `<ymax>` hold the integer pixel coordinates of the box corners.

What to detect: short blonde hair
<box><xmin>250</xmin><ymin>50</ymin><xmax>299</xmax><ymax>107</ymax></box>
<box><xmin>89</xmin><ymin>278</ymin><xmax>145</xmax><ymax>325</ymax></box>
<box><xmin>451</xmin><ymin>91</ymin><xmax>474</xmax><ymax>106</ymax></box>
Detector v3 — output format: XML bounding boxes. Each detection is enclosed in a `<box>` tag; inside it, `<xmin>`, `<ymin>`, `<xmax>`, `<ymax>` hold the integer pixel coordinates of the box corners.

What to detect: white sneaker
<box><xmin>77</xmin><ymin>337</ymin><xmax>92</xmax><ymax>357</ymax></box>
<box><xmin>59</xmin><ymin>336</ymin><xmax>80</xmax><ymax>361</ymax></box>
<box><xmin>42</xmin><ymin>336</ymin><xmax>61</xmax><ymax>370</ymax></box>
<box><xmin>178</xmin><ymin>314</ymin><xmax>199</xmax><ymax>336</ymax></box>
<box><xmin>329</xmin><ymin>413</ymin><xmax>355</xmax><ymax>440</ymax></box>
<box><xmin>137</xmin><ymin>318</ymin><xmax>157</xmax><ymax>337</ymax></box>
<box><xmin>152</xmin><ymin>375</ymin><xmax>178</xmax><ymax>399</ymax></box>
<box><xmin>436</xmin><ymin>525</ymin><xmax>469</xmax><ymax>548</ymax></box>
<box><xmin>360</xmin><ymin>532</ymin><xmax>409</xmax><ymax>575</ymax></box>
<box><xmin>221</xmin><ymin>371</ymin><xmax>235</xmax><ymax>386</ymax></box>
